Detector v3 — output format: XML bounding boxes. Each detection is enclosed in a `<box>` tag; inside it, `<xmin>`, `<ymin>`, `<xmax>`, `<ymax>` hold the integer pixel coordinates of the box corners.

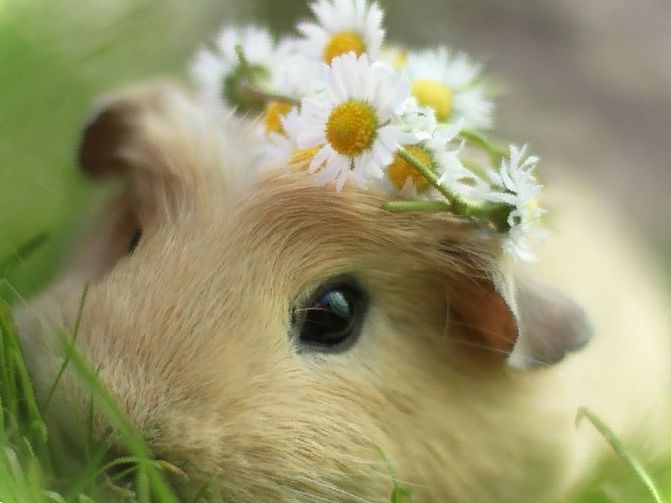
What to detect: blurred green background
<box><xmin>1</xmin><ymin>0</ymin><xmax>670</xmax><ymax>303</ymax></box>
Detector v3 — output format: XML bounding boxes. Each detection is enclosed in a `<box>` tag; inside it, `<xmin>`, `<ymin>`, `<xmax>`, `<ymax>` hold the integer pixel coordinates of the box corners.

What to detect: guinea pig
<box><xmin>13</xmin><ymin>81</ymin><xmax>671</xmax><ymax>502</ymax></box>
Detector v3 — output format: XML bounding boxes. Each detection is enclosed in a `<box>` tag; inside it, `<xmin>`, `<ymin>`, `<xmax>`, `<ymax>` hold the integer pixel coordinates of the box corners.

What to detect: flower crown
<box><xmin>190</xmin><ymin>0</ymin><xmax>547</xmax><ymax>261</ymax></box>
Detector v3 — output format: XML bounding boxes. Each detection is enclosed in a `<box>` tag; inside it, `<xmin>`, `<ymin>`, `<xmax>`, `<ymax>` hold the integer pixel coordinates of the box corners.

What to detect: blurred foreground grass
<box><xmin>1</xmin><ymin>1</ymin><xmax>670</xmax><ymax>502</ymax></box>
<box><xmin>0</xmin><ymin>0</ymin><xmax>238</xmax><ymax>302</ymax></box>
<box><xmin>0</xmin><ymin>1</ymin><xmax>233</xmax><ymax>497</ymax></box>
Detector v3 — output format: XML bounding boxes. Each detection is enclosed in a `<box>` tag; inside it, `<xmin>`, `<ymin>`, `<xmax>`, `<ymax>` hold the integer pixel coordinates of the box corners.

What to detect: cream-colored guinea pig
<box><xmin>14</xmin><ymin>81</ymin><xmax>671</xmax><ymax>502</ymax></box>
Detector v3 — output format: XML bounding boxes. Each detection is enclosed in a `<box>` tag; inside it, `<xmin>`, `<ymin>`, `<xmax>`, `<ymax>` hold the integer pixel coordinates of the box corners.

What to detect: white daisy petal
<box><xmin>298</xmin><ymin>128</ymin><xmax>326</xmax><ymax>150</ymax></box>
<box><xmin>403</xmin><ymin>46</ymin><xmax>494</xmax><ymax>131</ymax></box>
<box><xmin>190</xmin><ymin>25</ymin><xmax>294</xmax><ymax>111</ymax></box>
<box><xmin>372</xmin><ymin>141</ymin><xmax>391</xmax><ymax>167</ymax></box>
<box><xmin>399</xmin><ymin>177</ymin><xmax>418</xmax><ymax>199</ymax></box>
<box><xmin>325</xmin><ymin>151</ymin><xmax>346</xmax><ymax>181</ymax></box>
<box><xmin>309</xmin><ymin>145</ymin><xmax>333</xmax><ymax>173</ymax></box>
<box><xmin>353</xmin><ymin>155</ymin><xmax>368</xmax><ymax>178</ymax></box>
<box><xmin>483</xmin><ymin>144</ymin><xmax>546</xmax><ymax>260</ymax></box>
<box><xmin>376</xmin><ymin>125</ymin><xmax>402</xmax><ymax>154</ymax></box>
<box><xmin>298</xmin><ymin>0</ymin><xmax>385</xmax><ymax>64</ymax></box>
<box><xmin>295</xmin><ymin>52</ymin><xmax>411</xmax><ymax>191</ymax></box>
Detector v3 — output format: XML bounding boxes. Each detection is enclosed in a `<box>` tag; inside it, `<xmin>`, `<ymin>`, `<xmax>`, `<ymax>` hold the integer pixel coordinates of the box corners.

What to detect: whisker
<box><xmin>293</xmin><ymin>306</ymin><xmax>332</xmax><ymax>314</ymax></box>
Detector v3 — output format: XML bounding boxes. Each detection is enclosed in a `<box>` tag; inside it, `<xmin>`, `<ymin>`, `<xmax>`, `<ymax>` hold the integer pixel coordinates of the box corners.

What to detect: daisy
<box><xmin>296</xmin><ymin>52</ymin><xmax>412</xmax><ymax>190</ymax></box>
<box><xmin>384</xmin><ymin>119</ymin><xmax>484</xmax><ymax>200</ymax></box>
<box><xmin>190</xmin><ymin>25</ymin><xmax>283</xmax><ymax>112</ymax></box>
<box><xmin>393</xmin><ymin>98</ymin><xmax>438</xmax><ymax>142</ymax></box>
<box><xmin>380</xmin><ymin>45</ymin><xmax>408</xmax><ymax>69</ymax></box>
<box><xmin>433</xmin><ymin>127</ymin><xmax>490</xmax><ymax>201</ymax></box>
<box><xmin>403</xmin><ymin>47</ymin><xmax>494</xmax><ymax>131</ymax></box>
<box><xmin>484</xmin><ymin>145</ymin><xmax>547</xmax><ymax>260</ymax></box>
<box><xmin>258</xmin><ymin>108</ymin><xmax>328</xmax><ymax>179</ymax></box>
<box><xmin>261</xmin><ymin>100</ymin><xmax>298</xmax><ymax>135</ymax></box>
<box><xmin>297</xmin><ymin>0</ymin><xmax>385</xmax><ymax>64</ymax></box>
<box><xmin>269</xmin><ymin>37</ymin><xmax>327</xmax><ymax>98</ymax></box>
<box><xmin>257</xmin><ymin>37</ymin><xmax>326</xmax><ymax>136</ymax></box>
<box><xmin>258</xmin><ymin>107</ymin><xmax>305</xmax><ymax>168</ymax></box>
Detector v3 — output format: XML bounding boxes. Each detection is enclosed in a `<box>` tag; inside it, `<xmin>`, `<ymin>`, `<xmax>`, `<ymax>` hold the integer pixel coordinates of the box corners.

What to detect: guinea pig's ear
<box><xmin>506</xmin><ymin>278</ymin><xmax>593</xmax><ymax>369</ymax></box>
<box><xmin>71</xmin><ymin>82</ymin><xmax>250</xmax><ymax>278</ymax></box>
<box><xmin>78</xmin><ymin>95</ymin><xmax>138</xmax><ymax>179</ymax></box>
<box><xmin>77</xmin><ymin>81</ymin><xmax>254</xmax><ymax>213</ymax></box>
<box><xmin>447</xmin><ymin>250</ymin><xmax>592</xmax><ymax>369</ymax></box>
<box><xmin>78</xmin><ymin>82</ymin><xmax>205</xmax><ymax>212</ymax></box>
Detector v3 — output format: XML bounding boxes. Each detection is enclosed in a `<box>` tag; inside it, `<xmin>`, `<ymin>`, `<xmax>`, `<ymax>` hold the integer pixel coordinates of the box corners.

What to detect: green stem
<box><xmin>389</xmin><ymin>147</ymin><xmax>513</xmax><ymax>232</ymax></box>
<box><xmin>383</xmin><ymin>200</ymin><xmax>451</xmax><ymax>212</ymax></box>
<box><xmin>460</xmin><ymin>129</ymin><xmax>507</xmax><ymax>165</ymax></box>
<box><xmin>239</xmin><ymin>83</ymin><xmax>300</xmax><ymax>106</ymax></box>
<box><xmin>481</xmin><ymin>202</ymin><xmax>513</xmax><ymax>233</ymax></box>
<box><xmin>234</xmin><ymin>44</ymin><xmax>300</xmax><ymax>107</ymax></box>
<box><xmin>397</xmin><ymin>147</ymin><xmax>455</xmax><ymax>204</ymax></box>
<box><xmin>397</xmin><ymin>146</ymin><xmax>481</xmax><ymax>216</ymax></box>
<box><xmin>234</xmin><ymin>44</ymin><xmax>251</xmax><ymax>74</ymax></box>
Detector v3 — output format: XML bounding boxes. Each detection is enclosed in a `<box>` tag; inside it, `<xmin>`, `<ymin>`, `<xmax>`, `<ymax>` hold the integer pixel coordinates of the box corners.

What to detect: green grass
<box><xmin>0</xmin><ymin>2</ymin><xmax>228</xmax><ymax>500</ymax></box>
<box><xmin>1</xmin><ymin>1</ymin><xmax>670</xmax><ymax>501</ymax></box>
<box><xmin>0</xmin><ymin>247</ymin><xmax>186</xmax><ymax>502</ymax></box>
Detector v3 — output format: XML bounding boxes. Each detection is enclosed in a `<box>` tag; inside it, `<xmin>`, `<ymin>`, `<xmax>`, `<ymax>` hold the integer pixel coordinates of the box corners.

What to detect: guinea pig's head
<box><xmin>15</xmin><ymin>82</ymin><xmax>592</xmax><ymax>502</ymax></box>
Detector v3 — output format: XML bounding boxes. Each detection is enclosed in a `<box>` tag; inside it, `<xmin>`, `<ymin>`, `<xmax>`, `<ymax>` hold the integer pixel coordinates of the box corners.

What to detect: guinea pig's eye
<box><xmin>127</xmin><ymin>228</ymin><xmax>142</xmax><ymax>255</ymax></box>
<box><xmin>292</xmin><ymin>277</ymin><xmax>368</xmax><ymax>353</ymax></box>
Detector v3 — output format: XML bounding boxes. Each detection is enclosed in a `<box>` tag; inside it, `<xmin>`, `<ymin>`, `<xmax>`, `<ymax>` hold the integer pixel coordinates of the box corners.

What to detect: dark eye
<box><xmin>292</xmin><ymin>277</ymin><xmax>368</xmax><ymax>352</ymax></box>
<box><xmin>127</xmin><ymin>229</ymin><xmax>142</xmax><ymax>255</ymax></box>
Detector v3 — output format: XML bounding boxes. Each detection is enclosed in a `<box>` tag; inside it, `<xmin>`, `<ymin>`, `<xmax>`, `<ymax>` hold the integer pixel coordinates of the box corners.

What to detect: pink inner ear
<box><xmin>452</xmin><ymin>278</ymin><xmax>518</xmax><ymax>356</ymax></box>
<box><xmin>78</xmin><ymin>104</ymin><xmax>135</xmax><ymax>178</ymax></box>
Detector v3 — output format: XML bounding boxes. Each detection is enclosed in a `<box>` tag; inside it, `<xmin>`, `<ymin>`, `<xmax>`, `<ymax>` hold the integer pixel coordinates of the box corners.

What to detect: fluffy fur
<box><xmin>14</xmin><ymin>82</ymin><xmax>671</xmax><ymax>502</ymax></box>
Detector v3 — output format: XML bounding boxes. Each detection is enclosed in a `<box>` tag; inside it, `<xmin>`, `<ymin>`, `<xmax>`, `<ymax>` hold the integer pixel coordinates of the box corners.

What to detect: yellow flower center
<box><xmin>263</xmin><ymin>101</ymin><xmax>294</xmax><ymax>134</ymax></box>
<box><xmin>526</xmin><ymin>199</ymin><xmax>539</xmax><ymax>210</ymax></box>
<box><xmin>391</xmin><ymin>49</ymin><xmax>407</xmax><ymax>69</ymax></box>
<box><xmin>387</xmin><ymin>145</ymin><xmax>434</xmax><ymax>190</ymax></box>
<box><xmin>325</xmin><ymin>100</ymin><xmax>378</xmax><ymax>157</ymax></box>
<box><xmin>290</xmin><ymin>146</ymin><xmax>320</xmax><ymax>170</ymax></box>
<box><xmin>323</xmin><ymin>31</ymin><xmax>365</xmax><ymax>64</ymax></box>
<box><xmin>411</xmin><ymin>79</ymin><xmax>453</xmax><ymax>122</ymax></box>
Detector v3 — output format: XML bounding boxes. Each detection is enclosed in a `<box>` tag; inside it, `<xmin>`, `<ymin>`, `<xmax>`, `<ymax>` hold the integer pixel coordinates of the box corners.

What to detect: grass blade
<box><xmin>42</xmin><ymin>283</ymin><xmax>90</xmax><ymax>415</ymax></box>
<box><xmin>66</xmin><ymin>338</ymin><xmax>180</xmax><ymax>503</ymax></box>
<box><xmin>0</xmin><ymin>302</ymin><xmax>48</xmax><ymax>444</ymax></box>
<box><xmin>0</xmin><ymin>233</ymin><xmax>49</xmax><ymax>278</ymax></box>
<box><xmin>577</xmin><ymin>407</ymin><xmax>665</xmax><ymax>503</ymax></box>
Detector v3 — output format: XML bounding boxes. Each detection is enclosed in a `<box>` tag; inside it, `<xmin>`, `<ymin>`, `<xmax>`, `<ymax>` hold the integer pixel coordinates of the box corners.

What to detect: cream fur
<box><xmin>13</xmin><ymin>83</ymin><xmax>671</xmax><ymax>502</ymax></box>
